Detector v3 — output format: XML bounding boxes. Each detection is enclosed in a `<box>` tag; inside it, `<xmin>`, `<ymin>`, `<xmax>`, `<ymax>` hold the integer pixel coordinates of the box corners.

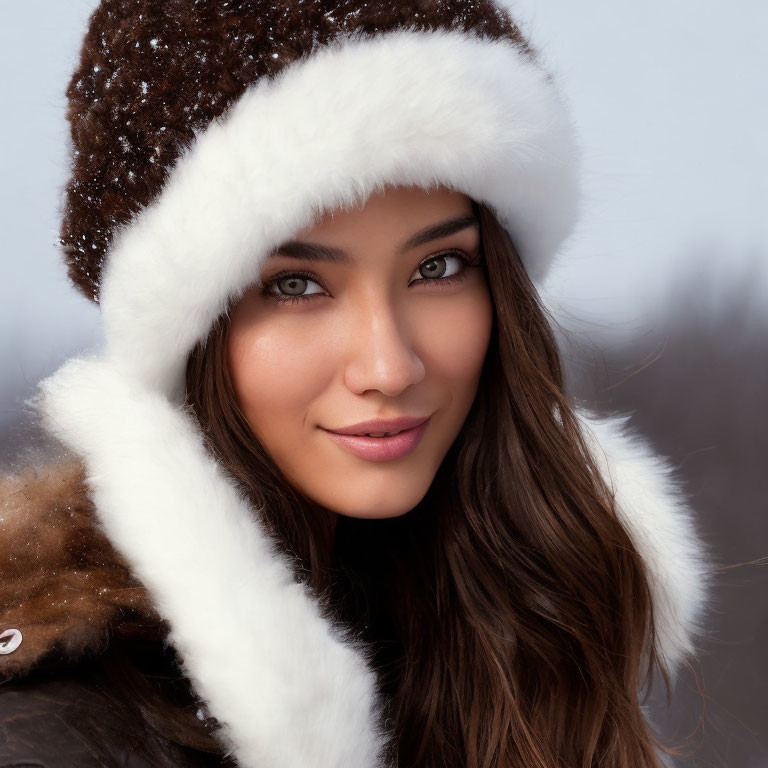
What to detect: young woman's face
<box><xmin>228</xmin><ymin>184</ymin><xmax>493</xmax><ymax>520</ymax></box>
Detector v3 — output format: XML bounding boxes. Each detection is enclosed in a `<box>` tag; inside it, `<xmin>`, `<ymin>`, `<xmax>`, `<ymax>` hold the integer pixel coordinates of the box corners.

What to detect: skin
<box><xmin>227</xmin><ymin>184</ymin><xmax>493</xmax><ymax>521</ymax></box>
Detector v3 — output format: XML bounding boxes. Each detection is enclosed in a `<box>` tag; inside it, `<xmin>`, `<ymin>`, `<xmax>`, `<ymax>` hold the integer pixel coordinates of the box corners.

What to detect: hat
<box><xmin>33</xmin><ymin>2</ymin><xmax>708</xmax><ymax>767</ymax></box>
<box><xmin>59</xmin><ymin>0</ymin><xmax>580</xmax><ymax>399</ymax></box>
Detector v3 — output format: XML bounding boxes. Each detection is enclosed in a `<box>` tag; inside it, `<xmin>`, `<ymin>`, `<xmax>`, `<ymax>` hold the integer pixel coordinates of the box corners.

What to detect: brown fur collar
<box><xmin>0</xmin><ymin>459</ymin><xmax>165</xmax><ymax>681</ymax></box>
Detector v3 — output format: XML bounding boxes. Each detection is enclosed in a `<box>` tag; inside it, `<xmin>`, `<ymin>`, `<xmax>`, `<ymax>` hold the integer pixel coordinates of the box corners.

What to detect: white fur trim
<box><xmin>33</xmin><ymin>356</ymin><xmax>392</xmax><ymax>768</ymax></box>
<box><xmin>575</xmin><ymin>408</ymin><xmax>711</xmax><ymax>677</ymax></box>
<box><xmin>97</xmin><ymin>27</ymin><xmax>580</xmax><ymax>399</ymax></box>
<box><xmin>30</xmin><ymin>356</ymin><xmax>711</xmax><ymax>768</ymax></box>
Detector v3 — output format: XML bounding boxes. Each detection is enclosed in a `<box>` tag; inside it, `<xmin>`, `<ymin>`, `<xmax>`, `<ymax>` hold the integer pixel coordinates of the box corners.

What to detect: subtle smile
<box><xmin>321</xmin><ymin>418</ymin><xmax>431</xmax><ymax>462</ymax></box>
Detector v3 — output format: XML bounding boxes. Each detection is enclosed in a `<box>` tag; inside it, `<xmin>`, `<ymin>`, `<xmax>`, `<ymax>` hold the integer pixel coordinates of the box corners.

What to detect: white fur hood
<box><xmin>19</xmin><ymin>356</ymin><xmax>710</xmax><ymax>768</ymax></box>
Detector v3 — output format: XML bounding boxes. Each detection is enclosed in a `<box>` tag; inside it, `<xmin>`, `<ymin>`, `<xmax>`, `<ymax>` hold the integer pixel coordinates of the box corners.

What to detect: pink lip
<box><xmin>326</xmin><ymin>415</ymin><xmax>430</xmax><ymax>436</ymax></box>
<box><xmin>321</xmin><ymin>418</ymin><xmax>431</xmax><ymax>462</ymax></box>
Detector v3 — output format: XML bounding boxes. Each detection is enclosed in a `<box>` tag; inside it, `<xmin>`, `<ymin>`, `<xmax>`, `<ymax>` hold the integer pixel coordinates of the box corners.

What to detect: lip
<box><xmin>321</xmin><ymin>417</ymin><xmax>431</xmax><ymax>462</ymax></box>
<box><xmin>324</xmin><ymin>415</ymin><xmax>430</xmax><ymax>436</ymax></box>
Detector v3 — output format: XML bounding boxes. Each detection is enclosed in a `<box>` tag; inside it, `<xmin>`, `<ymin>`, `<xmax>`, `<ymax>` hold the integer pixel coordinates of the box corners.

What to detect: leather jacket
<box><xmin>0</xmin><ymin>461</ymin><xmax>233</xmax><ymax>767</ymax></box>
<box><xmin>0</xmin><ymin>668</ymin><xmax>211</xmax><ymax>768</ymax></box>
<box><xmin>0</xmin><ymin>638</ymin><xmax>234</xmax><ymax>768</ymax></box>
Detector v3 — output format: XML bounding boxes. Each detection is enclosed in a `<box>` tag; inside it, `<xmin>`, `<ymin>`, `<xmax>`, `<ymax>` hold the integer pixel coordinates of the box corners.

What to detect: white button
<box><xmin>0</xmin><ymin>628</ymin><xmax>23</xmax><ymax>654</ymax></box>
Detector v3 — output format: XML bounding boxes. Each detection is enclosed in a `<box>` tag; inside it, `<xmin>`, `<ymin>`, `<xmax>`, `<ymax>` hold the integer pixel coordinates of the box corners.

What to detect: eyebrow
<box><xmin>269</xmin><ymin>213</ymin><xmax>479</xmax><ymax>264</ymax></box>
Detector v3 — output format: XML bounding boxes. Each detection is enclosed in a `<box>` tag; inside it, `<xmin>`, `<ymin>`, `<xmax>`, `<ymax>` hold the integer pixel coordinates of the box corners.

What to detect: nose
<box><xmin>343</xmin><ymin>296</ymin><xmax>426</xmax><ymax>397</ymax></box>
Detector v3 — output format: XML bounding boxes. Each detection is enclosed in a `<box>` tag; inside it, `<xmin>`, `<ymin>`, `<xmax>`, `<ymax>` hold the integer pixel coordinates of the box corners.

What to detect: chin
<box><xmin>335</xmin><ymin>505</ymin><xmax>414</xmax><ymax>521</ymax></box>
<box><xmin>299</xmin><ymin>462</ymin><xmax>438</xmax><ymax>519</ymax></box>
<box><xmin>324</xmin><ymin>480</ymin><xmax>432</xmax><ymax>520</ymax></box>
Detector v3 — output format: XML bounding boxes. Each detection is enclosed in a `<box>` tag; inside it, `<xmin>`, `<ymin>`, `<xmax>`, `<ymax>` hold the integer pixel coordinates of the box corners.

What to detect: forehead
<box><xmin>271</xmin><ymin>185</ymin><xmax>478</xmax><ymax>264</ymax></box>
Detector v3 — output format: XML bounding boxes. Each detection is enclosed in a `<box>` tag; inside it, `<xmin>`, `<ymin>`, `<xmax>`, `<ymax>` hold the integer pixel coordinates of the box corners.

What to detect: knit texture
<box><xmin>60</xmin><ymin>0</ymin><xmax>534</xmax><ymax>302</ymax></box>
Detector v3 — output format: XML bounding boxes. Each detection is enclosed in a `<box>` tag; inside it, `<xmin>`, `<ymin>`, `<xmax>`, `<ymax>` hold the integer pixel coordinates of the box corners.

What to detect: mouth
<box><xmin>320</xmin><ymin>418</ymin><xmax>431</xmax><ymax>462</ymax></box>
<box><xmin>324</xmin><ymin>415</ymin><xmax>430</xmax><ymax>437</ymax></box>
<box><xmin>351</xmin><ymin>429</ymin><xmax>409</xmax><ymax>437</ymax></box>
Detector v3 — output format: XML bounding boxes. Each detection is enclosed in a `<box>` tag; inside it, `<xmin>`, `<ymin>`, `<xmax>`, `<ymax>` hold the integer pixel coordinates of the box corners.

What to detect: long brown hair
<box><xmin>175</xmin><ymin>199</ymin><xmax>677</xmax><ymax>767</ymax></box>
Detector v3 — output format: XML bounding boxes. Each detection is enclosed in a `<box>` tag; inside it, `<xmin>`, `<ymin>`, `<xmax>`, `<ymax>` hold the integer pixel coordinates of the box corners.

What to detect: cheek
<box><xmin>416</xmin><ymin>284</ymin><xmax>493</xmax><ymax>391</ymax></box>
<box><xmin>227</xmin><ymin>319</ymin><xmax>332</xmax><ymax>432</ymax></box>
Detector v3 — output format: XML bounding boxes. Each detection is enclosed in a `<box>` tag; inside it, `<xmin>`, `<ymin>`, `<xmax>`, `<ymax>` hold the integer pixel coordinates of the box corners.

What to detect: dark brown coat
<box><xmin>0</xmin><ymin>460</ymin><xmax>229</xmax><ymax>767</ymax></box>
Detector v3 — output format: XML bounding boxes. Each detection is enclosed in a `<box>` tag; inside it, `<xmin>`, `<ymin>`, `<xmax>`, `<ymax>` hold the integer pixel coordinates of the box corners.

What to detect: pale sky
<box><xmin>508</xmin><ymin>0</ymin><xmax>768</xmax><ymax>332</ymax></box>
<box><xmin>1</xmin><ymin>1</ymin><xmax>766</xmax><ymax>427</ymax></box>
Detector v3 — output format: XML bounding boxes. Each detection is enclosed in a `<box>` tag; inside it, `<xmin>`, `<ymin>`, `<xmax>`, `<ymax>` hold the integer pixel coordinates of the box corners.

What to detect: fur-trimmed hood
<box><xmin>0</xmin><ymin>411</ymin><xmax>712</xmax><ymax>681</ymax></box>
<box><xmin>0</xmin><ymin>458</ymin><xmax>161</xmax><ymax>679</ymax></box>
<box><xmin>1</xmin><ymin>407</ymin><xmax>711</xmax><ymax>767</ymax></box>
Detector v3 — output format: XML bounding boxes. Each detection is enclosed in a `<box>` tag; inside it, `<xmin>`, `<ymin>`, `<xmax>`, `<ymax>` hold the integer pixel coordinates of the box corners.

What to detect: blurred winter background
<box><xmin>1</xmin><ymin>2</ymin><xmax>765</xmax><ymax>766</ymax></box>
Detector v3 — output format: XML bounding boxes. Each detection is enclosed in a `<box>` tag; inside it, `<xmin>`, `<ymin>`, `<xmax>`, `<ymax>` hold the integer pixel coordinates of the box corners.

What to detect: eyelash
<box><xmin>262</xmin><ymin>250</ymin><xmax>479</xmax><ymax>306</ymax></box>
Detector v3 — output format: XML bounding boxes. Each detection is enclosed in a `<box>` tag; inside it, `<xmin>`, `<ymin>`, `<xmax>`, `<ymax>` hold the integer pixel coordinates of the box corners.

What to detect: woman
<box><xmin>0</xmin><ymin>1</ymin><xmax>710</xmax><ymax>767</ymax></box>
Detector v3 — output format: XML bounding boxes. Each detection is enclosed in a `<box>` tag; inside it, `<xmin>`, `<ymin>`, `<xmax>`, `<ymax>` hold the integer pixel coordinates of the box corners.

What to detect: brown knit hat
<box><xmin>60</xmin><ymin>0</ymin><xmax>568</xmax><ymax>305</ymax></box>
<box><xmin>50</xmin><ymin>0</ymin><xmax>581</xmax><ymax>400</ymax></box>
